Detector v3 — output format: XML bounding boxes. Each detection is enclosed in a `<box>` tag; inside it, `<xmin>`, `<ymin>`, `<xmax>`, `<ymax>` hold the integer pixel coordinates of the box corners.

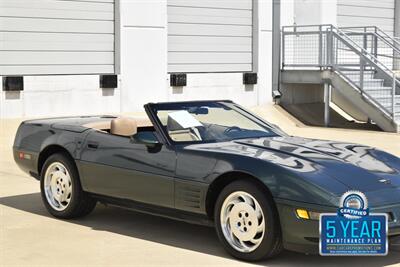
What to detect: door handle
<box><xmin>87</xmin><ymin>141</ymin><xmax>99</xmax><ymax>150</ymax></box>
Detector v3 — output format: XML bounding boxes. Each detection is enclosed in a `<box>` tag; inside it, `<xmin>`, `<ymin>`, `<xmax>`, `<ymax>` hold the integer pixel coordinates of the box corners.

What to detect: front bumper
<box><xmin>276</xmin><ymin>199</ymin><xmax>400</xmax><ymax>254</ymax></box>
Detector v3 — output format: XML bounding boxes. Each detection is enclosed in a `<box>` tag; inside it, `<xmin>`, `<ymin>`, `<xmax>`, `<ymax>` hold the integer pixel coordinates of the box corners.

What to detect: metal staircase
<box><xmin>281</xmin><ymin>24</ymin><xmax>400</xmax><ymax>132</ymax></box>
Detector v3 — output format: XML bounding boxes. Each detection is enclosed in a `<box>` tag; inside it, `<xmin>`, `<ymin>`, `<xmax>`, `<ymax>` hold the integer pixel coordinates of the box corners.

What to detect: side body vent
<box><xmin>175</xmin><ymin>180</ymin><xmax>207</xmax><ymax>214</ymax></box>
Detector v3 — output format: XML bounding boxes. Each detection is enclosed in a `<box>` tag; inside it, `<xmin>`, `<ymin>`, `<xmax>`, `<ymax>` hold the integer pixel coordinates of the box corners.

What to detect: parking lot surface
<box><xmin>1</xmin><ymin>105</ymin><xmax>400</xmax><ymax>267</ymax></box>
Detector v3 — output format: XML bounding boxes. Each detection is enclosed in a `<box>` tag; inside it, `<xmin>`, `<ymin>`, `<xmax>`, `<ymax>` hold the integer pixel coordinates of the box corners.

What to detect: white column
<box><xmin>120</xmin><ymin>0</ymin><xmax>168</xmax><ymax>112</ymax></box>
<box><xmin>324</xmin><ymin>82</ymin><xmax>331</xmax><ymax>127</ymax></box>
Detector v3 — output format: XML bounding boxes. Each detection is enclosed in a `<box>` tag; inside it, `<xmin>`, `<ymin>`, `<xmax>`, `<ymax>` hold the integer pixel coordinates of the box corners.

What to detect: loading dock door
<box><xmin>167</xmin><ymin>0</ymin><xmax>254</xmax><ymax>73</ymax></box>
<box><xmin>0</xmin><ymin>0</ymin><xmax>117</xmax><ymax>75</ymax></box>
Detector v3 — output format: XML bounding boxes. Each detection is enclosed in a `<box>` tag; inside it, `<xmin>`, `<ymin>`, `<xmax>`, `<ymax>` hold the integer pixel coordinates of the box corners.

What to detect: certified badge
<box><xmin>320</xmin><ymin>191</ymin><xmax>388</xmax><ymax>256</ymax></box>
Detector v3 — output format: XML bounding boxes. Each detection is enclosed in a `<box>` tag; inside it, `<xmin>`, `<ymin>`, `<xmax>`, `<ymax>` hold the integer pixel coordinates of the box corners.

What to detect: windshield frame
<box><xmin>146</xmin><ymin>100</ymin><xmax>282</xmax><ymax>146</ymax></box>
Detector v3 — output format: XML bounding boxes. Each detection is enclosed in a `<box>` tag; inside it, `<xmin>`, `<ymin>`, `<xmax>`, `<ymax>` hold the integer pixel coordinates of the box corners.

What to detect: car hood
<box><xmin>190</xmin><ymin>136</ymin><xmax>400</xmax><ymax>205</ymax></box>
<box><xmin>235</xmin><ymin>136</ymin><xmax>400</xmax><ymax>190</ymax></box>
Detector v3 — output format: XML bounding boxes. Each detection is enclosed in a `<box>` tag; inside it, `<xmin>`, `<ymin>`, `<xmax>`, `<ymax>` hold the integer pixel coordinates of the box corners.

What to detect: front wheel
<box><xmin>40</xmin><ymin>153</ymin><xmax>97</xmax><ymax>219</ymax></box>
<box><xmin>214</xmin><ymin>180</ymin><xmax>282</xmax><ymax>261</ymax></box>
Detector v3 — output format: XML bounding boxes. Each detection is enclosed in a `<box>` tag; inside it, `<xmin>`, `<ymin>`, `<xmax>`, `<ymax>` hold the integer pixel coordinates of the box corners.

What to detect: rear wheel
<box><xmin>214</xmin><ymin>180</ymin><xmax>282</xmax><ymax>261</ymax></box>
<box><xmin>40</xmin><ymin>153</ymin><xmax>96</xmax><ymax>218</ymax></box>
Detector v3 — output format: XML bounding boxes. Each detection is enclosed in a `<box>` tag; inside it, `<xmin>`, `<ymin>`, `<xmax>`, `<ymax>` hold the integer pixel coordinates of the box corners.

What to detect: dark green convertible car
<box><xmin>13</xmin><ymin>100</ymin><xmax>400</xmax><ymax>261</ymax></box>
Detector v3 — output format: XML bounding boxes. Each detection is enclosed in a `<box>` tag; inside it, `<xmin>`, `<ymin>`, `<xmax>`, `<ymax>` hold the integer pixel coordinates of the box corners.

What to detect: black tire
<box><xmin>214</xmin><ymin>180</ymin><xmax>283</xmax><ymax>261</ymax></box>
<box><xmin>40</xmin><ymin>153</ymin><xmax>97</xmax><ymax>219</ymax></box>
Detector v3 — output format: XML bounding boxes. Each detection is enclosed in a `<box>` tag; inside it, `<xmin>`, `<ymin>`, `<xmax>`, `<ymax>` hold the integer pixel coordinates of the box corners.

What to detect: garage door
<box><xmin>337</xmin><ymin>0</ymin><xmax>395</xmax><ymax>35</ymax></box>
<box><xmin>167</xmin><ymin>0</ymin><xmax>254</xmax><ymax>73</ymax></box>
<box><xmin>0</xmin><ymin>0</ymin><xmax>117</xmax><ymax>75</ymax></box>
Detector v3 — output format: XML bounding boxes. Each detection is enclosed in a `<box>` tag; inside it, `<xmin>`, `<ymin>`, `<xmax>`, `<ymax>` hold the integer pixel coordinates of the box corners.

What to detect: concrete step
<box><xmin>357</xmin><ymin>79</ymin><xmax>385</xmax><ymax>88</ymax></box>
<box><xmin>342</xmin><ymin>70</ymin><xmax>376</xmax><ymax>79</ymax></box>
<box><xmin>331</xmin><ymin>69</ymin><xmax>399</xmax><ymax>132</ymax></box>
<box><xmin>354</xmin><ymin>79</ymin><xmax>385</xmax><ymax>88</ymax></box>
<box><xmin>373</xmin><ymin>94</ymin><xmax>400</xmax><ymax>103</ymax></box>
<box><xmin>363</xmin><ymin>87</ymin><xmax>393</xmax><ymax>97</ymax></box>
<box><xmin>377</xmin><ymin>101</ymin><xmax>400</xmax><ymax>112</ymax></box>
<box><xmin>373</xmin><ymin>95</ymin><xmax>400</xmax><ymax>101</ymax></box>
<box><xmin>394</xmin><ymin>112</ymin><xmax>400</xmax><ymax>123</ymax></box>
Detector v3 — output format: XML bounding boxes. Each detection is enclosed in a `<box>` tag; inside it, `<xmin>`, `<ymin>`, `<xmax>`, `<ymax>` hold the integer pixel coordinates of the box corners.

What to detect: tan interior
<box><xmin>111</xmin><ymin>117</ymin><xmax>138</xmax><ymax>136</ymax></box>
<box><xmin>83</xmin><ymin>116</ymin><xmax>153</xmax><ymax>137</ymax></box>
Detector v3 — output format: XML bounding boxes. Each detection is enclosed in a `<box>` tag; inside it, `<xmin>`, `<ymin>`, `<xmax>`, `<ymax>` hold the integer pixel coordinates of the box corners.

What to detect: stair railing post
<box><xmin>331</xmin><ymin>25</ymin><xmax>334</xmax><ymax>68</ymax></box>
<box><xmin>359</xmin><ymin>28</ymin><xmax>368</xmax><ymax>94</ymax></box>
<box><xmin>318</xmin><ymin>25</ymin><xmax>322</xmax><ymax>68</ymax></box>
<box><xmin>326</xmin><ymin>26</ymin><xmax>332</xmax><ymax>67</ymax></box>
<box><xmin>324</xmin><ymin>82</ymin><xmax>331</xmax><ymax>127</ymax></box>
<box><xmin>360</xmin><ymin>56</ymin><xmax>365</xmax><ymax>94</ymax></box>
<box><xmin>393</xmin><ymin>72</ymin><xmax>396</xmax><ymax>118</ymax></box>
<box><xmin>282</xmin><ymin>27</ymin><xmax>285</xmax><ymax>70</ymax></box>
<box><xmin>374</xmin><ymin>27</ymin><xmax>378</xmax><ymax>63</ymax></box>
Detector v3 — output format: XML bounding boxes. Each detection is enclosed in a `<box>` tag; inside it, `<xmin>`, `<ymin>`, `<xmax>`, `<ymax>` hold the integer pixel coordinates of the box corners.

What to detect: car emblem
<box><xmin>379</xmin><ymin>178</ymin><xmax>391</xmax><ymax>184</ymax></box>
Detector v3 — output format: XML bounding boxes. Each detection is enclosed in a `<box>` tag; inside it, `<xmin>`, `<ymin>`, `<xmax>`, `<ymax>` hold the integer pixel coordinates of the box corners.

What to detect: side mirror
<box><xmin>131</xmin><ymin>131</ymin><xmax>161</xmax><ymax>148</ymax></box>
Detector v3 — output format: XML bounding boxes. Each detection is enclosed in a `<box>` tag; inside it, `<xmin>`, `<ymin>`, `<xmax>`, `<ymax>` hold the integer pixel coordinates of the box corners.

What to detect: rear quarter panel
<box><xmin>13</xmin><ymin>121</ymin><xmax>89</xmax><ymax>177</ymax></box>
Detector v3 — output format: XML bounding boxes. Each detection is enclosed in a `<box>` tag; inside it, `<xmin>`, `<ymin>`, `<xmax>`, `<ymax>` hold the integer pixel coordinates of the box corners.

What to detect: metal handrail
<box><xmin>336</xmin><ymin>29</ymin><xmax>397</xmax><ymax>78</ymax></box>
<box><xmin>282</xmin><ymin>24</ymin><xmax>398</xmax><ymax>120</ymax></box>
<box><xmin>282</xmin><ymin>24</ymin><xmax>399</xmax><ymax>76</ymax></box>
<box><xmin>374</xmin><ymin>26</ymin><xmax>400</xmax><ymax>51</ymax></box>
<box><xmin>332</xmin><ymin>30</ymin><xmax>397</xmax><ymax>118</ymax></box>
<box><xmin>340</xmin><ymin>26</ymin><xmax>400</xmax><ymax>56</ymax></box>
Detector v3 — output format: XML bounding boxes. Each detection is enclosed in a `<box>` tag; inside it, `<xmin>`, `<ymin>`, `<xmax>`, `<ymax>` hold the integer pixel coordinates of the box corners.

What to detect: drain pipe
<box><xmin>272</xmin><ymin>0</ymin><xmax>282</xmax><ymax>102</ymax></box>
<box><xmin>394</xmin><ymin>0</ymin><xmax>400</xmax><ymax>70</ymax></box>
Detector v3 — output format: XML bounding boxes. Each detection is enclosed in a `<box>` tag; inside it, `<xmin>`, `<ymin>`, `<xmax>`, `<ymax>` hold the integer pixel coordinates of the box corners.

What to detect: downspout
<box><xmin>272</xmin><ymin>0</ymin><xmax>282</xmax><ymax>102</ymax></box>
<box><xmin>394</xmin><ymin>0</ymin><xmax>400</xmax><ymax>70</ymax></box>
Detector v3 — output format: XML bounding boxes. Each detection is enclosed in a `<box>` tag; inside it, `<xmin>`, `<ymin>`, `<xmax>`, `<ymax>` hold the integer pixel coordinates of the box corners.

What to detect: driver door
<box><xmin>79</xmin><ymin>130</ymin><xmax>176</xmax><ymax>208</ymax></box>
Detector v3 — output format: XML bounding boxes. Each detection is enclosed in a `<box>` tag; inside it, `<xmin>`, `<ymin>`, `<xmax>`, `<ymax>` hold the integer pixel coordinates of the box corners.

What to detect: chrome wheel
<box><xmin>220</xmin><ymin>191</ymin><xmax>265</xmax><ymax>253</ymax></box>
<box><xmin>44</xmin><ymin>162</ymin><xmax>72</xmax><ymax>211</ymax></box>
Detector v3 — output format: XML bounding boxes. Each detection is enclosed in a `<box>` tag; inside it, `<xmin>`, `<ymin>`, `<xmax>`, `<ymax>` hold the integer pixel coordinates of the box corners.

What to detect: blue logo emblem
<box><xmin>320</xmin><ymin>191</ymin><xmax>388</xmax><ymax>256</ymax></box>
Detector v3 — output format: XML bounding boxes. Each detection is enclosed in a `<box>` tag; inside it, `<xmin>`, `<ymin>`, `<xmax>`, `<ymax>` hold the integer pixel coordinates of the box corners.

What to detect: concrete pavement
<box><xmin>1</xmin><ymin>105</ymin><xmax>400</xmax><ymax>267</ymax></box>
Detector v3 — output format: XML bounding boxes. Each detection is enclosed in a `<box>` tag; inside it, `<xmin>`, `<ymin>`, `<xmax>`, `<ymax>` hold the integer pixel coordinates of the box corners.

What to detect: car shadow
<box><xmin>1</xmin><ymin>192</ymin><xmax>399</xmax><ymax>267</ymax></box>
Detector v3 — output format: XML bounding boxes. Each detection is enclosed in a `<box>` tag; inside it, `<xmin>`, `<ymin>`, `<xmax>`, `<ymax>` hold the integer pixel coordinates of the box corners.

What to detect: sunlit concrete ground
<box><xmin>1</xmin><ymin>104</ymin><xmax>399</xmax><ymax>267</ymax></box>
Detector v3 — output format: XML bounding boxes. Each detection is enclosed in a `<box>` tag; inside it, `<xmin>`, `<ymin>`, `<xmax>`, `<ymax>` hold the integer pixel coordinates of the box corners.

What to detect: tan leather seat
<box><xmin>111</xmin><ymin>117</ymin><xmax>138</xmax><ymax>137</ymax></box>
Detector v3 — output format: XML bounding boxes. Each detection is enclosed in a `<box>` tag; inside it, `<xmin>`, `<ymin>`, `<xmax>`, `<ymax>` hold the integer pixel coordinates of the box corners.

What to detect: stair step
<box><xmin>374</xmin><ymin>96</ymin><xmax>400</xmax><ymax>104</ymax></box>
<box><xmin>394</xmin><ymin>114</ymin><xmax>400</xmax><ymax>123</ymax></box>
<box><xmin>372</xmin><ymin>95</ymin><xmax>400</xmax><ymax>100</ymax></box>
<box><xmin>353</xmin><ymin>78</ymin><xmax>384</xmax><ymax>82</ymax></box>
<box><xmin>363</xmin><ymin>87</ymin><xmax>393</xmax><ymax>97</ymax></box>
<box><xmin>377</xmin><ymin>101</ymin><xmax>400</xmax><ymax>111</ymax></box>
<box><xmin>364</xmin><ymin>87</ymin><xmax>393</xmax><ymax>91</ymax></box>
<box><xmin>354</xmin><ymin>79</ymin><xmax>385</xmax><ymax>87</ymax></box>
<box><xmin>342</xmin><ymin>70</ymin><xmax>375</xmax><ymax>77</ymax></box>
<box><xmin>375</xmin><ymin>102</ymin><xmax>400</xmax><ymax>110</ymax></box>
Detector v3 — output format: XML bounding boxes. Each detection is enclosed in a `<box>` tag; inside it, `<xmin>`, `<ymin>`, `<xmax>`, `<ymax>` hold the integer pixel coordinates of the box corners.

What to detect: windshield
<box><xmin>151</xmin><ymin>101</ymin><xmax>279</xmax><ymax>143</ymax></box>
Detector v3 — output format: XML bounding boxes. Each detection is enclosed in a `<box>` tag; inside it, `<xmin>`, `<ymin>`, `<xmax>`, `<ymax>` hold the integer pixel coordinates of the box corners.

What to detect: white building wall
<box><xmin>0</xmin><ymin>76</ymin><xmax>121</xmax><ymax>118</ymax></box>
<box><xmin>120</xmin><ymin>0</ymin><xmax>274</xmax><ymax>113</ymax></box>
<box><xmin>337</xmin><ymin>0</ymin><xmax>395</xmax><ymax>35</ymax></box>
<box><xmin>166</xmin><ymin>0</ymin><xmax>272</xmax><ymax>107</ymax></box>
<box><xmin>291</xmin><ymin>0</ymin><xmax>337</xmax><ymax>26</ymax></box>
<box><xmin>281</xmin><ymin>0</ymin><xmax>295</xmax><ymax>26</ymax></box>
<box><xmin>0</xmin><ymin>0</ymin><xmax>274</xmax><ymax>118</ymax></box>
<box><xmin>283</xmin><ymin>0</ymin><xmax>395</xmax><ymax>34</ymax></box>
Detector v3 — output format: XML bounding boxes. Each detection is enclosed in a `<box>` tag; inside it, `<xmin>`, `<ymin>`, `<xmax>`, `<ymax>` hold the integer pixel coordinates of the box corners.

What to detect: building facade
<box><xmin>0</xmin><ymin>0</ymin><xmax>398</xmax><ymax>118</ymax></box>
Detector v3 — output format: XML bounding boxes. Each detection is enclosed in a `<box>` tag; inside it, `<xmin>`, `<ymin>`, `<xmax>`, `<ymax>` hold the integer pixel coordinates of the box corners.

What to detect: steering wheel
<box><xmin>224</xmin><ymin>126</ymin><xmax>242</xmax><ymax>134</ymax></box>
